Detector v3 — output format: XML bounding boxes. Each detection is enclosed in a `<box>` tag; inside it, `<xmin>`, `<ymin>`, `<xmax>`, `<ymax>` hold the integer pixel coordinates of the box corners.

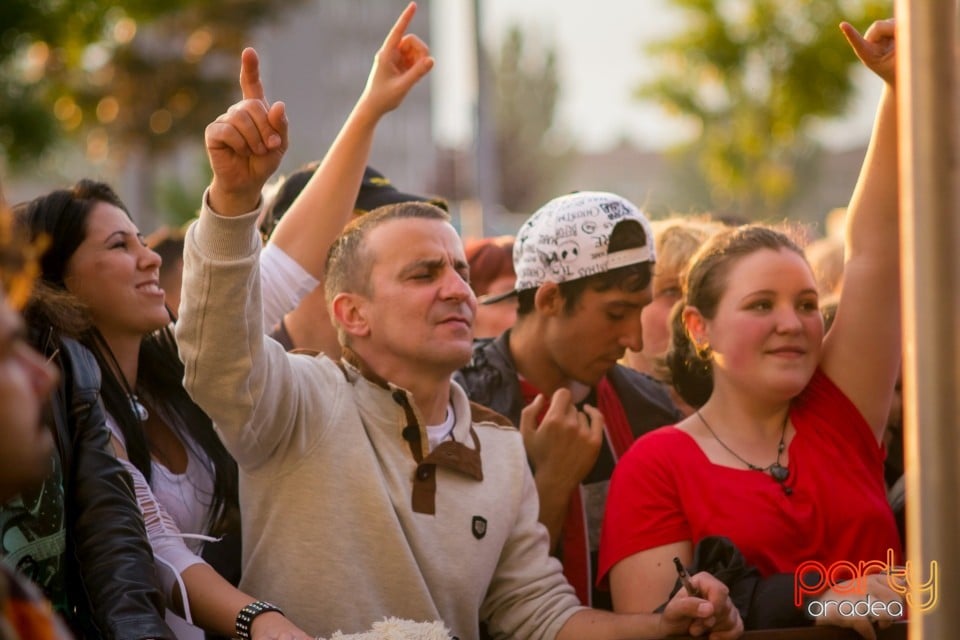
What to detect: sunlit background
<box><xmin>0</xmin><ymin>0</ymin><xmax>890</xmax><ymax>237</ymax></box>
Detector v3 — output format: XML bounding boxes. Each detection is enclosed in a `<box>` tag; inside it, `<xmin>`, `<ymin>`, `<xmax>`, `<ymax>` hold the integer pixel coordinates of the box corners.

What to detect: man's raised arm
<box><xmin>205</xmin><ymin>47</ymin><xmax>287</xmax><ymax>217</ymax></box>
<box><xmin>176</xmin><ymin>48</ymin><xmax>326</xmax><ymax>471</ymax></box>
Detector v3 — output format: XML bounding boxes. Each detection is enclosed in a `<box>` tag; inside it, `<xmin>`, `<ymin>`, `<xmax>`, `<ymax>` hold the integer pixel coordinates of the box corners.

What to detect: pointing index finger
<box><xmin>383</xmin><ymin>2</ymin><xmax>418</xmax><ymax>52</ymax></box>
<box><xmin>240</xmin><ymin>47</ymin><xmax>267</xmax><ymax>102</ymax></box>
<box><xmin>839</xmin><ymin>22</ymin><xmax>871</xmax><ymax>60</ymax></box>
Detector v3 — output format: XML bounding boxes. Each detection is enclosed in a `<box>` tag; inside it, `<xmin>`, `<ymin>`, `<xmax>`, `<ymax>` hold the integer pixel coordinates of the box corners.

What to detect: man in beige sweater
<box><xmin>176</xmin><ymin>10</ymin><xmax>741</xmax><ymax>640</ymax></box>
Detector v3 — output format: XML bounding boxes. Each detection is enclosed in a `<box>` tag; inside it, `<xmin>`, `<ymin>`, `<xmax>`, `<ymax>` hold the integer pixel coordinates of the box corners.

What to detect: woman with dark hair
<box><xmin>17</xmin><ymin>179</ymin><xmax>310</xmax><ymax>639</ymax></box>
<box><xmin>598</xmin><ymin>19</ymin><xmax>904</xmax><ymax>635</ymax></box>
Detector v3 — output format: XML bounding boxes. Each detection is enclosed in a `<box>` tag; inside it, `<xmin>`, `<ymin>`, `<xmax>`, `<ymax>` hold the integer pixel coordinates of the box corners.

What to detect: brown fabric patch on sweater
<box><xmin>411</xmin><ymin>463</ymin><xmax>437</xmax><ymax>515</ymax></box>
<box><xmin>469</xmin><ymin>402</ymin><xmax>515</xmax><ymax>428</ymax></box>
<box><xmin>337</xmin><ymin>349</ymin><xmax>487</xmax><ymax>515</ymax></box>
<box><xmin>424</xmin><ymin>434</ymin><xmax>483</xmax><ymax>480</ymax></box>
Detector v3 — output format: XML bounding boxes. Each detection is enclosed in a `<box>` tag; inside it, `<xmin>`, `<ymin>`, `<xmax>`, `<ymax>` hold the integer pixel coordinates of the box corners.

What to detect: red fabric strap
<box><xmin>597</xmin><ymin>375</ymin><xmax>634</xmax><ymax>459</ymax></box>
<box><xmin>519</xmin><ymin>376</ymin><xmax>634</xmax><ymax>605</ymax></box>
<box><xmin>560</xmin><ymin>375</ymin><xmax>634</xmax><ymax>604</ymax></box>
<box><xmin>561</xmin><ymin>489</ymin><xmax>591</xmax><ymax>604</ymax></box>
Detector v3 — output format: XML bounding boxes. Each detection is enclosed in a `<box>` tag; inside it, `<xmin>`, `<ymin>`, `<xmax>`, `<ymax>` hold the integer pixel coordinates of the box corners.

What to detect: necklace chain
<box><xmin>95</xmin><ymin>330</ymin><xmax>148</xmax><ymax>423</ymax></box>
<box><xmin>696</xmin><ymin>409</ymin><xmax>792</xmax><ymax>493</ymax></box>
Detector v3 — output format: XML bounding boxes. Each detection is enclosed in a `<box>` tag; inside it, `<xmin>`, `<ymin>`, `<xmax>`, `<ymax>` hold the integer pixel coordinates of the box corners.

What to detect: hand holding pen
<box><xmin>674</xmin><ymin>556</ymin><xmax>703</xmax><ymax>598</ymax></box>
<box><xmin>661</xmin><ymin>560</ymin><xmax>742</xmax><ymax>638</ymax></box>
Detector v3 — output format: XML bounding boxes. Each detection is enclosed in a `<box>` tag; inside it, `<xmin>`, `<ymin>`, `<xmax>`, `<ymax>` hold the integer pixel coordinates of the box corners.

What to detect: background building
<box><xmin>253</xmin><ymin>0</ymin><xmax>436</xmax><ymax>198</ymax></box>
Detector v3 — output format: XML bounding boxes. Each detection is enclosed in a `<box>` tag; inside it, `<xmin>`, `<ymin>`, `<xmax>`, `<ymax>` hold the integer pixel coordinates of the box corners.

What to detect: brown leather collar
<box><xmin>339</xmin><ymin>347</ymin><xmax>485</xmax><ymax>515</ymax></box>
<box><xmin>340</xmin><ymin>347</ymin><xmax>390</xmax><ymax>388</ymax></box>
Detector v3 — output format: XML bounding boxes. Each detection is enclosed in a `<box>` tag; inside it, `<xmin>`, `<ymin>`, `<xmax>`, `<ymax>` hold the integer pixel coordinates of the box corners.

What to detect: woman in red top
<box><xmin>599</xmin><ymin>17</ymin><xmax>903</xmax><ymax>629</ymax></box>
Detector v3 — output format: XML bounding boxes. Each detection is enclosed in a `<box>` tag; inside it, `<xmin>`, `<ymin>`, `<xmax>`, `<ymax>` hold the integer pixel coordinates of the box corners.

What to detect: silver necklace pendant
<box><xmin>769</xmin><ymin>462</ymin><xmax>789</xmax><ymax>483</ymax></box>
<box><xmin>769</xmin><ymin>462</ymin><xmax>792</xmax><ymax>495</ymax></box>
<box><xmin>130</xmin><ymin>394</ymin><xmax>150</xmax><ymax>422</ymax></box>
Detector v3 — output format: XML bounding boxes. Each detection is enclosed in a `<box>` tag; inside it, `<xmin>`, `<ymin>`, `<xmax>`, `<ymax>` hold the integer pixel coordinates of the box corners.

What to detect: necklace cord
<box><xmin>695</xmin><ymin>409</ymin><xmax>791</xmax><ymax>492</ymax></box>
<box><xmin>93</xmin><ymin>328</ymin><xmax>150</xmax><ymax>422</ymax></box>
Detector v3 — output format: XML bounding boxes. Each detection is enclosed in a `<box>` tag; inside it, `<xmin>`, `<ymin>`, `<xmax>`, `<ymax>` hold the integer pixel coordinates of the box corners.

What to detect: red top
<box><xmin>598</xmin><ymin>368</ymin><xmax>902</xmax><ymax>583</ymax></box>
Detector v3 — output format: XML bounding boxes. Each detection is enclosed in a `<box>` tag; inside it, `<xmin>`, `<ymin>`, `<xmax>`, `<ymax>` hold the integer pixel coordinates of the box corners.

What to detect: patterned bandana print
<box><xmin>511</xmin><ymin>192</ymin><xmax>655</xmax><ymax>293</ymax></box>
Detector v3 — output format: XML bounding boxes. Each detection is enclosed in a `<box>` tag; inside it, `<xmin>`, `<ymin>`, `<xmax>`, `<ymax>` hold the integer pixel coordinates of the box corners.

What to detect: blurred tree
<box><xmin>1</xmin><ymin>0</ymin><xmax>130</xmax><ymax>163</ymax></box>
<box><xmin>0</xmin><ymin>0</ymin><xmax>303</xmax><ymax>221</ymax></box>
<box><xmin>494</xmin><ymin>26</ymin><xmax>570</xmax><ymax>213</ymax></box>
<box><xmin>637</xmin><ymin>0</ymin><xmax>889</xmax><ymax>219</ymax></box>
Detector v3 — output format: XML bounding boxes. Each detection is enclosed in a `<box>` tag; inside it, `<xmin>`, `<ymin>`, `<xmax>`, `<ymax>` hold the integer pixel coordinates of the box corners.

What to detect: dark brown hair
<box><xmin>16</xmin><ymin>180</ymin><xmax>237</xmax><ymax>532</ymax></box>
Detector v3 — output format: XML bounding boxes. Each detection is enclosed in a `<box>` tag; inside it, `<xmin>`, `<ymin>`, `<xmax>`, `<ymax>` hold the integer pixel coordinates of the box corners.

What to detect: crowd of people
<box><xmin>0</xmin><ymin>5</ymin><xmax>910</xmax><ymax>640</ymax></box>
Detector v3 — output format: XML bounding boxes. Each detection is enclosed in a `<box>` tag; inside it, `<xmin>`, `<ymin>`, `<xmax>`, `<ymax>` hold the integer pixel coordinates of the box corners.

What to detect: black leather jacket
<box><xmin>46</xmin><ymin>336</ymin><xmax>173</xmax><ymax>639</ymax></box>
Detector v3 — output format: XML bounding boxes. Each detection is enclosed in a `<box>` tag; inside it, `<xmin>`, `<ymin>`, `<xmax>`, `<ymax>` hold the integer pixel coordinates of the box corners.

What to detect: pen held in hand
<box><xmin>673</xmin><ymin>557</ymin><xmax>703</xmax><ymax>598</ymax></box>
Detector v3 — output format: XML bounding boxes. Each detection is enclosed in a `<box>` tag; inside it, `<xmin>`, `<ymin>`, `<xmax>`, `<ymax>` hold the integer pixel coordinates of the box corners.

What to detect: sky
<box><xmin>429</xmin><ymin>0</ymin><xmax>883</xmax><ymax>152</ymax></box>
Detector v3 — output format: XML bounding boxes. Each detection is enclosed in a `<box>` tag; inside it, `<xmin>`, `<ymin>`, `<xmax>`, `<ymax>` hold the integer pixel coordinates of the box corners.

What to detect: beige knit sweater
<box><xmin>176</xmin><ymin>198</ymin><xmax>583</xmax><ymax>639</ymax></box>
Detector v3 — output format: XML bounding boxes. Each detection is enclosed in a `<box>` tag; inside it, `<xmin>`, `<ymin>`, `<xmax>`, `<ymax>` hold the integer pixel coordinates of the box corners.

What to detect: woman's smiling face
<box><xmin>64</xmin><ymin>201</ymin><xmax>169</xmax><ymax>340</ymax></box>
<box><xmin>697</xmin><ymin>248</ymin><xmax>824</xmax><ymax>401</ymax></box>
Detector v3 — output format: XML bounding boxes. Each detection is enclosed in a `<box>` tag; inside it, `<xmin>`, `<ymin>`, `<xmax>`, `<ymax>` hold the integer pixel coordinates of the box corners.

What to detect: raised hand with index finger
<box><xmin>358</xmin><ymin>2</ymin><xmax>435</xmax><ymax>118</ymax></box>
<box><xmin>841</xmin><ymin>18</ymin><xmax>896</xmax><ymax>86</ymax></box>
<box><xmin>206</xmin><ymin>47</ymin><xmax>289</xmax><ymax>217</ymax></box>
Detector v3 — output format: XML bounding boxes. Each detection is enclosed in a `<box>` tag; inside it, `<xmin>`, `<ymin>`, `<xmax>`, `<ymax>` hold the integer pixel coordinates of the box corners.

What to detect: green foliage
<box><xmin>0</xmin><ymin>81</ymin><xmax>58</xmax><ymax>164</ymax></box>
<box><xmin>637</xmin><ymin>0</ymin><xmax>890</xmax><ymax>218</ymax></box>
<box><xmin>156</xmin><ymin>158</ymin><xmax>212</xmax><ymax>227</ymax></box>
<box><xmin>494</xmin><ymin>26</ymin><xmax>570</xmax><ymax>213</ymax></box>
<box><xmin>0</xmin><ymin>0</ymin><xmax>303</xmax><ymax>168</ymax></box>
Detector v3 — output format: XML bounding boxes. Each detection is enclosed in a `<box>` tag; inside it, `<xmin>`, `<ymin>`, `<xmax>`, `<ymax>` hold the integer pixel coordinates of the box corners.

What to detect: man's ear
<box><xmin>331</xmin><ymin>292</ymin><xmax>370</xmax><ymax>339</ymax></box>
<box><xmin>533</xmin><ymin>282</ymin><xmax>565</xmax><ymax>317</ymax></box>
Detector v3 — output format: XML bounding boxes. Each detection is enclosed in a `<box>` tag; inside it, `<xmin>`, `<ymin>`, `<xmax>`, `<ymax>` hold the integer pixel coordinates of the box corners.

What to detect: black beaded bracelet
<box><xmin>235</xmin><ymin>600</ymin><xmax>284</xmax><ymax>640</ymax></box>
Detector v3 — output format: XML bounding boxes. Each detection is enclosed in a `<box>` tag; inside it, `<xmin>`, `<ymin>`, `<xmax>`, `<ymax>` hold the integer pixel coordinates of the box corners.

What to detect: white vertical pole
<box><xmin>894</xmin><ymin>2</ymin><xmax>960</xmax><ymax>638</ymax></box>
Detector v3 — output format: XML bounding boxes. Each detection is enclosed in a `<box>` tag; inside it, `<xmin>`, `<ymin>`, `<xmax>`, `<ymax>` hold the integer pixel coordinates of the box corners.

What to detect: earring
<box><xmin>694</xmin><ymin>341</ymin><xmax>712</xmax><ymax>361</ymax></box>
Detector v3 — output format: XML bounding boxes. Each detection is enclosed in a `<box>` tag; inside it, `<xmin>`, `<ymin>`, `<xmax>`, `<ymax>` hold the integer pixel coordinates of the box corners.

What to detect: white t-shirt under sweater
<box><xmin>425</xmin><ymin>404</ymin><xmax>456</xmax><ymax>451</ymax></box>
<box><xmin>260</xmin><ymin>242</ymin><xmax>319</xmax><ymax>329</ymax></box>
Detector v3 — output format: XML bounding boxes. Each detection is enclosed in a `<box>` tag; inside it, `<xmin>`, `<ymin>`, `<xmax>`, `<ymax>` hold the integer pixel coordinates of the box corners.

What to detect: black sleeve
<box><xmin>743</xmin><ymin>572</ymin><xmax>814</xmax><ymax>630</ymax></box>
<box><xmin>668</xmin><ymin>536</ymin><xmax>815</xmax><ymax>631</ymax></box>
<box><xmin>62</xmin><ymin>339</ymin><xmax>175</xmax><ymax>640</ymax></box>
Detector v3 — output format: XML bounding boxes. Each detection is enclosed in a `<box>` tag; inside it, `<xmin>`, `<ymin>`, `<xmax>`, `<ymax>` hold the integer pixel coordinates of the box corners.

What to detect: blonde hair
<box><xmin>651</xmin><ymin>217</ymin><xmax>725</xmax><ymax>287</ymax></box>
<box><xmin>804</xmin><ymin>236</ymin><xmax>845</xmax><ymax>296</ymax></box>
